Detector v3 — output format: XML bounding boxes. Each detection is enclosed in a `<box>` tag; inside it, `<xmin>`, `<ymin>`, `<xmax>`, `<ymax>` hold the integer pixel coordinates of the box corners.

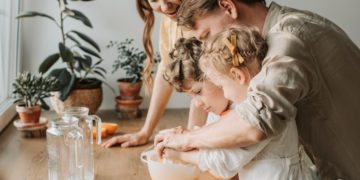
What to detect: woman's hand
<box><xmin>101</xmin><ymin>130</ymin><xmax>150</xmax><ymax>148</ymax></box>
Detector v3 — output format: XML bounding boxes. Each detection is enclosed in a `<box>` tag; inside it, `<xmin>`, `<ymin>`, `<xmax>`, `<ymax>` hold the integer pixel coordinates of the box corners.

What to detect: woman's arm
<box><xmin>101</xmin><ymin>68</ymin><xmax>173</xmax><ymax>148</ymax></box>
<box><xmin>101</xmin><ymin>15</ymin><xmax>174</xmax><ymax>148</ymax></box>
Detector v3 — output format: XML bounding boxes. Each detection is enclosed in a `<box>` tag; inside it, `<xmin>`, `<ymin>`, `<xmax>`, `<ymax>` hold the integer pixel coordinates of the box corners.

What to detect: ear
<box><xmin>218</xmin><ymin>0</ymin><xmax>238</xmax><ymax>19</ymax></box>
<box><xmin>230</xmin><ymin>67</ymin><xmax>248</xmax><ymax>85</ymax></box>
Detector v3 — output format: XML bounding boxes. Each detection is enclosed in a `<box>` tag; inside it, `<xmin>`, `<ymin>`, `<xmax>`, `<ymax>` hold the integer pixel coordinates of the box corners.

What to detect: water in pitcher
<box><xmin>63</xmin><ymin>107</ymin><xmax>102</xmax><ymax>180</ymax></box>
<box><xmin>47</xmin><ymin>117</ymin><xmax>85</xmax><ymax>180</ymax></box>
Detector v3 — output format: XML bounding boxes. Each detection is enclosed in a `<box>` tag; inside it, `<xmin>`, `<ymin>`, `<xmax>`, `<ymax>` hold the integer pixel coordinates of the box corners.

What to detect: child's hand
<box><xmin>163</xmin><ymin>148</ymin><xmax>181</xmax><ymax>161</ymax></box>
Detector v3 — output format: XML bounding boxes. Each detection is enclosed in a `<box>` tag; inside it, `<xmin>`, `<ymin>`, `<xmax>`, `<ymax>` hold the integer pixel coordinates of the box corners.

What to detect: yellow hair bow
<box><xmin>222</xmin><ymin>35</ymin><xmax>244</xmax><ymax>66</ymax></box>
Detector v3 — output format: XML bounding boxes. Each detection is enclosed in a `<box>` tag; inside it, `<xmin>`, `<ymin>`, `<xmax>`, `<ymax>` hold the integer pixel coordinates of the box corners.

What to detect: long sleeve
<box><xmin>198</xmin><ymin>139</ymin><xmax>270</xmax><ymax>179</ymax></box>
<box><xmin>235</xmin><ymin>56</ymin><xmax>312</xmax><ymax>137</ymax></box>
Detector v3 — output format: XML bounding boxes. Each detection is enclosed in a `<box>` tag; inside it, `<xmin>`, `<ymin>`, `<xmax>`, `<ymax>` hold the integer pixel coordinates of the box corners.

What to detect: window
<box><xmin>0</xmin><ymin>0</ymin><xmax>20</xmax><ymax>132</ymax></box>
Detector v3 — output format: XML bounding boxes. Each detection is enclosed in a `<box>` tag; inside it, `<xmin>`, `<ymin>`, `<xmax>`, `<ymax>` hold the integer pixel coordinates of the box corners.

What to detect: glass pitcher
<box><xmin>63</xmin><ymin>107</ymin><xmax>102</xmax><ymax>180</ymax></box>
<box><xmin>47</xmin><ymin>117</ymin><xmax>85</xmax><ymax>180</ymax></box>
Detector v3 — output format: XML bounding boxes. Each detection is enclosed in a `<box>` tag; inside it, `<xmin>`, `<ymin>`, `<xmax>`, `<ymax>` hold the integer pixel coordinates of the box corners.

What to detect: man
<box><xmin>155</xmin><ymin>0</ymin><xmax>360</xmax><ymax>179</ymax></box>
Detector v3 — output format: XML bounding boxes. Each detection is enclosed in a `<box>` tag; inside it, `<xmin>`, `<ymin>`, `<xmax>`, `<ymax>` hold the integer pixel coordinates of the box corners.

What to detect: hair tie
<box><xmin>222</xmin><ymin>35</ymin><xmax>244</xmax><ymax>66</ymax></box>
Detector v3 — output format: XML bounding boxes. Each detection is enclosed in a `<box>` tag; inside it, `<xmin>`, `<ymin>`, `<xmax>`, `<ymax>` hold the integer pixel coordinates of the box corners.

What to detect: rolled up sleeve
<box><xmin>236</xmin><ymin>56</ymin><xmax>311</xmax><ymax>137</ymax></box>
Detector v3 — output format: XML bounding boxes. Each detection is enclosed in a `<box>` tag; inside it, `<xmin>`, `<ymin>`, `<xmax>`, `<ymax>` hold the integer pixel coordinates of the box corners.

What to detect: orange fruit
<box><xmin>102</xmin><ymin>122</ymin><xmax>118</xmax><ymax>135</ymax></box>
<box><xmin>93</xmin><ymin>127</ymin><xmax>108</xmax><ymax>139</ymax></box>
<box><xmin>92</xmin><ymin>123</ymin><xmax>119</xmax><ymax>139</ymax></box>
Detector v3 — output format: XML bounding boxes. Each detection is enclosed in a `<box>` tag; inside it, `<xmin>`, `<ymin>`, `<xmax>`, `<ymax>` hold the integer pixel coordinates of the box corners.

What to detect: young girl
<box><xmin>161</xmin><ymin>27</ymin><xmax>316</xmax><ymax>179</ymax></box>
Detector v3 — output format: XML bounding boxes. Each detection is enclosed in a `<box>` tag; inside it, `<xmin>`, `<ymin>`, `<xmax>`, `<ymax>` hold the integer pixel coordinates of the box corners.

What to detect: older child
<box><xmin>197</xmin><ymin>26</ymin><xmax>316</xmax><ymax>179</ymax></box>
<box><xmin>161</xmin><ymin>27</ymin><xmax>316</xmax><ymax>179</ymax></box>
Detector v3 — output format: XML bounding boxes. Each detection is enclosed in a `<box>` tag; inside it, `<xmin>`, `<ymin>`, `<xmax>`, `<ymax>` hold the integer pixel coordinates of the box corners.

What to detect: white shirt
<box><xmin>199</xmin><ymin>110</ymin><xmax>316</xmax><ymax>179</ymax></box>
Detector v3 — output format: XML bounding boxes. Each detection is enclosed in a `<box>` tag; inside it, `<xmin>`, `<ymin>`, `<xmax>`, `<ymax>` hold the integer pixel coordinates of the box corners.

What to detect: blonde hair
<box><xmin>200</xmin><ymin>26</ymin><xmax>268</xmax><ymax>76</ymax></box>
<box><xmin>163</xmin><ymin>37</ymin><xmax>204</xmax><ymax>92</ymax></box>
<box><xmin>136</xmin><ymin>0</ymin><xmax>155</xmax><ymax>93</ymax></box>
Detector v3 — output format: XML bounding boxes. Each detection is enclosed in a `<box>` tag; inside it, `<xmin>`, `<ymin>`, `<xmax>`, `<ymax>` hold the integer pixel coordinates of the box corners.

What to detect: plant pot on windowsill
<box><xmin>115</xmin><ymin>96</ymin><xmax>143</xmax><ymax>119</ymax></box>
<box><xmin>117</xmin><ymin>78</ymin><xmax>142</xmax><ymax>100</ymax></box>
<box><xmin>50</xmin><ymin>78</ymin><xmax>103</xmax><ymax>115</ymax></box>
<box><xmin>12</xmin><ymin>72</ymin><xmax>58</xmax><ymax>124</ymax></box>
<box><xmin>16</xmin><ymin>105</ymin><xmax>41</xmax><ymax>123</ymax></box>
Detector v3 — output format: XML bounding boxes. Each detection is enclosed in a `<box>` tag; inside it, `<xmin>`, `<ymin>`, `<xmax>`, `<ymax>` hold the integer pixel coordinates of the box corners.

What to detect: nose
<box><xmin>195</xmin><ymin>30</ymin><xmax>202</xmax><ymax>40</ymax></box>
<box><xmin>196</xmin><ymin>31</ymin><xmax>209</xmax><ymax>41</ymax></box>
<box><xmin>193</xmin><ymin>98</ymin><xmax>204</xmax><ymax>108</ymax></box>
<box><xmin>160</xmin><ymin>1</ymin><xmax>172</xmax><ymax>13</ymax></box>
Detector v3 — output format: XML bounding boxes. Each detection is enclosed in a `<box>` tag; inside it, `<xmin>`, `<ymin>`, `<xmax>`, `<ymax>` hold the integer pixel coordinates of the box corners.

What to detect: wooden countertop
<box><xmin>0</xmin><ymin>109</ymin><xmax>191</xmax><ymax>180</ymax></box>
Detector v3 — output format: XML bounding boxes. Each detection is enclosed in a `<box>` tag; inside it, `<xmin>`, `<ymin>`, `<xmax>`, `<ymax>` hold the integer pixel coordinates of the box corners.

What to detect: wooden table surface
<box><xmin>0</xmin><ymin>109</ymin><xmax>192</xmax><ymax>180</ymax></box>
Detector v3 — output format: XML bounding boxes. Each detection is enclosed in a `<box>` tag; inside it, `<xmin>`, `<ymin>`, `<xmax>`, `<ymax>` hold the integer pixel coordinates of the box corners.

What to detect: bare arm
<box><xmin>141</xmin><ymin>71</ymin><xmax>173</xmax><ymax>137</ymax></box>
<box><xmin>187</xmin><ymin>99</ymin><xmax>208</xmax><ymax>129</ymax></box>
<box><xmin>187</xmin><ymin>110</ymin><xmax>265</xmax><ymax>149</ymax></box>
<box><xmin>101</xmin><ymin>71</ymin><xmax>173</xmax><ymax>148</ymax></box>
<box><xmin>163</xmin><ymin>148</ymin><xmax>200</xmax><ymax>165</ymax></box>
<box><xmin>101</xmin><ymin>15</ymin><xmax>174</xmax><ymax>148</ymax></box>
<box><xmin>163</xmin><ymin>148</ymin><xmax>238</xmax><ymax>180</ymax></box>
<box><xmin>154</xmin><ymin>109</ymin><xmax>265</xmax><ymax>152</ymax></box>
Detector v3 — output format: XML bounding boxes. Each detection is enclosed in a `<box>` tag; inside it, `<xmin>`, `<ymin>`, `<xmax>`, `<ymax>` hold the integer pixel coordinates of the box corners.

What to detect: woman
<box><xmin>101</xmin><ymin>0</ymin><xmax>209</xmax><ymax>148</ymax></box>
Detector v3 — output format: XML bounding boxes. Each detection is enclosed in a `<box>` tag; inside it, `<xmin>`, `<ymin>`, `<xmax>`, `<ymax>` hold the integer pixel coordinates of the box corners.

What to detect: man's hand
<box><xmin>101</xmin><ymin>130</ymin><xmax>149</xmax><ymax>148</ymax></box>
<box><xmin>154</xmin><ymin>126</ymin><xmax>193</xmax><ymax>158</ymax></box>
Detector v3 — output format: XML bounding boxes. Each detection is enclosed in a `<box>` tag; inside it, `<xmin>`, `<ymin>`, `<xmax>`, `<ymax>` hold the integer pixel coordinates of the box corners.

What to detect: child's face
<box><xmin>204</xmin><ymin>69</ymin><xmax>249</xmax><ymax>104</ymax></box>
<box><xmin>185</xmin><ymin>80</ymin><xmax>230</xmax><ymax>115</ymax></box>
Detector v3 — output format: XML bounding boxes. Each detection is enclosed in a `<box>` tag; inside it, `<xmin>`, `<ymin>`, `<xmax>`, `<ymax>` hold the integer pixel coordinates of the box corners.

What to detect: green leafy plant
<box><xmin>12</xmin><ymin>72</ymin><xmax>59</xmax><ymax>110</ymax></box>
<box><xmin>16</xmin><ymin>0</ymin><xmax>107</xmax><ymax>101</ymax></box>
<box><xmin>107</xmin><ymin>38</ymin><xmax>160</xmax><ymax>83</ymax></box>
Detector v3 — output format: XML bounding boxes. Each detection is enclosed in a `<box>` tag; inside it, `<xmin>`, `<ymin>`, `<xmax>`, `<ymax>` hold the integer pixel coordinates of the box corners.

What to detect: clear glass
<box><xmin>47</xmin><ymin>117</ymin><xmax>85</xmax><ymax>180</ymax></box>
<box><xmin>63</xmin><ymin>107</ymin><xmax>102</xmax><ymax>180</ymax></box>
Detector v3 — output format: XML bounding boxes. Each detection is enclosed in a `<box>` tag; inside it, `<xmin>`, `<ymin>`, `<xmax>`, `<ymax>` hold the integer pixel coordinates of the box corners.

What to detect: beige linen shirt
<box><xmin>235</xmin><ymin>2</ymin><xmax>360</xmax><ymax>179</ymax></box>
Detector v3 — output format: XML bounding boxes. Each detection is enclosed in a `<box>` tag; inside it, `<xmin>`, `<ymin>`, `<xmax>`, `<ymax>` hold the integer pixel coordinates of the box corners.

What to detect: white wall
<box><xmin>20</xmin><ymin>0</ymin><xmax>360</xmax><ymax>110</ymax></box>
<box><xmin>20</xmin><ymin>0</ymin><xmax>191</xmax><ymax>110</ymax></box>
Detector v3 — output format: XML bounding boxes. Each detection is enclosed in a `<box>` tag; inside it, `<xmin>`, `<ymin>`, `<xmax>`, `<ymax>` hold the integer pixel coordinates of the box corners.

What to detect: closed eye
<box><xmin>191</xmin><ymin>89</ymin><xmax>202</xmax><ymax>95</ymax></box>
<box><xmin>199</xmin><ymin>31</ymin><xmax>209</xmax><ymax>41</ymax></box>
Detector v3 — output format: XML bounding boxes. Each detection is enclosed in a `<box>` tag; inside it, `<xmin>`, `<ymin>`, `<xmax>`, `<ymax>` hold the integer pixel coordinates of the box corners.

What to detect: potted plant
<box><xmin>107</xmin><ymin>38</ymin><xmax>160</xmax><ymax>119</ymax></box>
<box><xmin>17</xmin><ymin>0</ymin><xmax>109</xmax><ymax>114</ymax></box>
<box><xmin>13</xmin><ymin>72</ymin><xmax>59</xmax><ymax>123</ymax></box>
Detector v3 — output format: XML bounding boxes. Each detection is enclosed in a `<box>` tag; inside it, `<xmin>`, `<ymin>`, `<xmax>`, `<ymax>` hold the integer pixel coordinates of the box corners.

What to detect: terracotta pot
<box><xmin>16</xmin><ymin>105</ymin><xmax>41</xmax><ymax>123</ymax></box>
<box><xmin>115</xmin><ymin>96</ymin><xmax>143</xmax><ymax>119</ymax></box>
<box><xmin>117</xmin><ymin>79</ymin><xmax>142</xmax><ymax>100</ymax></box>
<box><xmin>50</xmin><ymin>87</ymin><xmax>103</xmax><ymax>115</ymax></box>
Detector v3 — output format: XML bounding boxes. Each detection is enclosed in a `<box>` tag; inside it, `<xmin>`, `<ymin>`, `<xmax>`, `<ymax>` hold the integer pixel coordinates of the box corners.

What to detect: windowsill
<box><xmin>0</xmin><ymin>99</ymin><xmax>16</xmax><ymax>132</ymax></box>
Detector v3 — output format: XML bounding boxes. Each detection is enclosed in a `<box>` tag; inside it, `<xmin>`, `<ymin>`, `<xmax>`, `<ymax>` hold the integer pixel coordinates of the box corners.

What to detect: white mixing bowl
<box><xmin>141</xmin><ymin>149</ymin><xmax>201</xmax><ymax>180</ymax></box>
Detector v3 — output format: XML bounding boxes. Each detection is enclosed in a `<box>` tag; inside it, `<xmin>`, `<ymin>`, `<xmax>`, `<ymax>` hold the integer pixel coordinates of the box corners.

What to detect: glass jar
<box><xmin>47</xmin><ymin>117</ymin><xmax>85</xmax><ymax>180</ymax></box>
<box><xmin>63</xmin><ymin>107</ymin><xmax>102</xmax><ymax>180</ymax></box>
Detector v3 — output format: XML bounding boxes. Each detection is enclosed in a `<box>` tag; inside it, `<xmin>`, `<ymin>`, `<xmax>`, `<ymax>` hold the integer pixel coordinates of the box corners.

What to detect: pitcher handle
<box><xmin>89</xmin><ymin>115</ymin><xmax>102</xmax><ymax>145</ymax></box>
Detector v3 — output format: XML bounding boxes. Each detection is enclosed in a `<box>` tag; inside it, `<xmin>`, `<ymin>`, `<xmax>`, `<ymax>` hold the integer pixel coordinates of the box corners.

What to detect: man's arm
<box><xmin>154</xmin><ymin>109</ymin><xmax>265</xmax><ymax>153</ymax></box>
<box><xmin>187</xmin><ymin>110</ymin><xmax>266</xmax><ymax>149</ymax></box>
